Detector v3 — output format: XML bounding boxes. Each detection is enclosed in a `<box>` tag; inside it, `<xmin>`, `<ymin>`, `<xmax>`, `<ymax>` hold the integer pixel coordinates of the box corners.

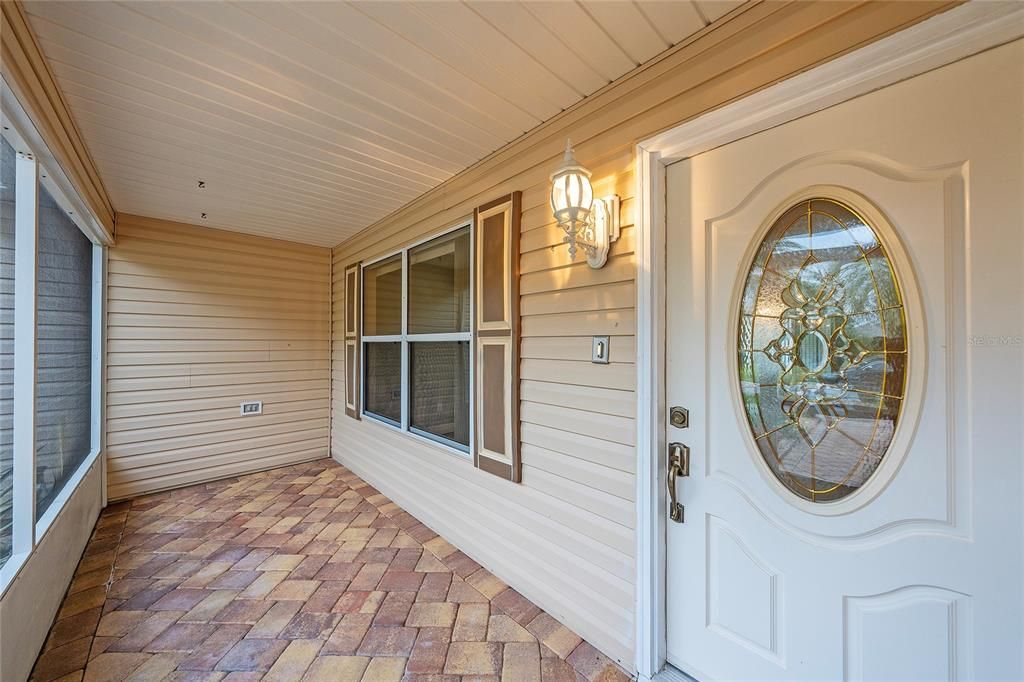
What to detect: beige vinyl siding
<box><xmin>330</xmin><ymin>1</ymin><xmax>952</xmax><ymax>669</ymax></box>
<box><xmin>332</xmin><ymin>148</ymin><xmax>639</xmax><ymax>662</ymax></box>
<box><xmin>107</xmin><ymin>214</ymin><xmax>331</xmax><ymax>500</ymax></box>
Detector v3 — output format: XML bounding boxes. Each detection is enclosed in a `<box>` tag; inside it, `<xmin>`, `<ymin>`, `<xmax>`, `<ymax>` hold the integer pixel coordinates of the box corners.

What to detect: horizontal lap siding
<box><xmin>107</xmin><ymin>215</ymin><xmax>331</xmax><ymax>500</ymax></box>
<box><xmin>330</xmin><ymin>168</ymin><xmax>638</xmax><ymax>663</ymax></box>
<box><xmin>329</xmin><ymin>1</ymin><xmax>951</xmax><ymax>669</ymax></box>
<box><xmin>331</xmin><ymin>149</ymin><xmax>639</xmax><ymax>662</ymax></box>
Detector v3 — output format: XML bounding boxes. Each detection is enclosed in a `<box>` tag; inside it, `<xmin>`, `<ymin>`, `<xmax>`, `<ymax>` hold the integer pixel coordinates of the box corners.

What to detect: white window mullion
<box><xmin>92</xmin><ymin>244</ymin><xmax>105</xmax><ymax>505</ymax></box>
<box><xmin>361</xmin><ymin>335</ymin><xmax>403</xmax><ymax>343</ymax></box>
<box><xmin>406</xmin><ymin>333</ymin><xmax>472</xmax><ymax>343</ymax></box>
<box><xmin>468</xmin><ymin>219</ymin><xmax>475</xmax><ymax>457</ymax></box>
<box><xmin>401</xmin><ymin>338</ymin><xmax>409</xmax><ymax>431</ymax></box>
<box><xmin>400</xmin><ymin>249</ymin><xmax>409</xmax><ymax>431</ymax></box>
<box><xmin>12</xmin><ymin>149</ymin><xmax>38</xmax><ymax>554</ymax></box>
<box><xmin>359</xmin><ymin>334</ymin><xmax>366</xmax><ymax>419</ymax></box>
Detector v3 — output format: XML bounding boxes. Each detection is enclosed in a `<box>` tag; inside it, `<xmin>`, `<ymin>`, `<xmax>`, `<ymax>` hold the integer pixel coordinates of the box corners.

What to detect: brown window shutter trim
<box><xmin>477</xmin><ymin>455</ymin><xmax>514</xmax><ymax>481</ymax></box>
<box><xmin>510</xmin><ymin>191</ymin><xmax>521</xmax><ymax>483</ymax></box>
<box><xmin>473</xmin><ymin>192</ymin><xmax>521</xmax><ymax>483</ymax></box>
<box><xmin>482</xmin><ymin>343</ymin><xmax>507</xmax><ymax>456</ymax></box>
<box><xmin>345</xmin><ymin>267</ymin><xmax>357</xmax><ymax>337</ymax></box>
<box><xmin>480</xmin><ymin>211</ymin><xmax>507</xmax><ymax>325</ymax></box>
<box><xmin>344</xmin><ymin>261</ymin><xmax>361</xmax><ymax>420</ymax></box>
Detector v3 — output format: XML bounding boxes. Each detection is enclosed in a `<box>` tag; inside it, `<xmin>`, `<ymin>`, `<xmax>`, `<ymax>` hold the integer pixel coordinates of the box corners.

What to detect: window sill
<box><xmin>0</xmin><ymin>448</ymin><xmax>101</xmax><ymax>598</ymax></box>
<box><xmin>0</xmin><ymin>549</ymin><xmax>31</xmax><ymax>600</ymax></box>
<box><xmin>35</xmin><ymin>448</ymin><xmax>101</xmax><ymax>542</ymax></box>
<box><xmin>360</xmin><ymin>412</ymin><xmax>473</xmax><ymax>462</ymax></box>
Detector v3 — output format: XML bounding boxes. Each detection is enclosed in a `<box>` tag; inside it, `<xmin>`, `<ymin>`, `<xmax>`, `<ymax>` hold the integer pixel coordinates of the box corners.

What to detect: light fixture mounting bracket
<box><xmin>565</xmin><ymin>194</ymin><xmax>620</xmax><ymax>268</ymax></box>
<box><xmin>586</xmin><ymin>194</ymin><xmax>620</xmax><ymax>268</ymax></box>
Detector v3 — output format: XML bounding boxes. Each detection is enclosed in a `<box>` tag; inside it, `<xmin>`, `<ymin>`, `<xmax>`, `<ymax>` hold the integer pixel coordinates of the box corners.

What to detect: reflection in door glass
<box><xmin>737</xmin><ymin>198</ymin><xmax>907</xmax><ymax>502</ymax></box>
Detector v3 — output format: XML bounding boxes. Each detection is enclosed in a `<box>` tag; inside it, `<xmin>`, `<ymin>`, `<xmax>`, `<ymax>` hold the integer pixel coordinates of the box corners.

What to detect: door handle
<box><xmin>668</xmin><ymin>442</ymin><xmax>690</xmax><ymax>523</ymax></box>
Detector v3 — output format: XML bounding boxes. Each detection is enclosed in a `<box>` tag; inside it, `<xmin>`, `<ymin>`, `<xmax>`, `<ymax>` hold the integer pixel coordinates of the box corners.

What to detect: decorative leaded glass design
<box><xmin>738</xmin><ymin>198</ymin><xmax>907</xmax><ymax>502</ymax></box>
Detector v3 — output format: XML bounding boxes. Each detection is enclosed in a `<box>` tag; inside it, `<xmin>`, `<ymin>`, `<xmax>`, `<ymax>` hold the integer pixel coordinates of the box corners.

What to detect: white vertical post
<box><xmin>467</xmin><ymin>221</ymin><xmax>475</xmax><ymax>458</ymax></box>
<box><xmin>91</xmin><ymin>244</ymin><xmax>105</xmax><ymax>507</ymax></box>
<box><xmin>634</xmin><ymin>144</ymin><xmax>667</xmax><ymax>680</ymax></box>
<box><xmin>327</xmin><ymin>257</ymin><xmax>333</xmax><ymax>456</ymax></box>
<box><xmin>12</xmin><ymin>149</ymin><xmax>38</xmax><ymax>554</ymax></box>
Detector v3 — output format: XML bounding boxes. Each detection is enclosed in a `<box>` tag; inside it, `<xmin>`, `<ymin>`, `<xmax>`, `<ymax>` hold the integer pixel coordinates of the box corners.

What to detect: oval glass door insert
<box><xmin>738</xmin><ymin>197</ymin><xmax>907</xmax><ymax>502</ymax></box>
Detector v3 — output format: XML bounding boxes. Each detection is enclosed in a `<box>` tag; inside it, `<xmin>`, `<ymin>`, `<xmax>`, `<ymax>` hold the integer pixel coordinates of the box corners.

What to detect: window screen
<box><xmin>35</xmin><ymin>183</ymin><xmax>92</xmax><ymax>519</ymax></box>
<box><xmin>0</xmin><ymin>136</ymin><xmax>15</xmax><ymax>566</ymax></box>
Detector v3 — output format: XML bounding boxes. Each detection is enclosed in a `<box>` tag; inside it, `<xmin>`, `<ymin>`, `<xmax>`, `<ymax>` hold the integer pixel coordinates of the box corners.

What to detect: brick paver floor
<box><xmin>29</xmin><ymin>458</ymin><xmax>631</xmax><ymax>681</ymax></box>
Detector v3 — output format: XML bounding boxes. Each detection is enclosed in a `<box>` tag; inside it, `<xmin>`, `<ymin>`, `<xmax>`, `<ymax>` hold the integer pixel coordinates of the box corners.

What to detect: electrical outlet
<box><xmin>592</xmin><ymin>336</ymin><xmax>610</xmax><ymax>364</ymax></box>
<box><xmin>240</xmin><ymin>401</ymin><xmax>262</xmax><ymax>416</ymax></box>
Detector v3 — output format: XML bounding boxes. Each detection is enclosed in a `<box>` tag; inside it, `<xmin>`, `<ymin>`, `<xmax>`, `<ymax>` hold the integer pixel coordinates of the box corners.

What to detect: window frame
<box><xmin>0</xmin><ymin>80</ymin><xmax>107</xmax><ymax>597</ymax></box>
<box><xmin>360</xmin><ymin>219</ymin><xmax>474</xmax><ymax>458</ymax></box>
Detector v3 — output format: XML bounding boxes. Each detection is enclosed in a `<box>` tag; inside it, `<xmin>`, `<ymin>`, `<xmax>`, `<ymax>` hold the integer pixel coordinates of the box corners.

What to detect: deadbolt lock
<box><xmin>670</xmin><ymin>406</ymin><xmax>689</xmax><ymax>429</ymax></box>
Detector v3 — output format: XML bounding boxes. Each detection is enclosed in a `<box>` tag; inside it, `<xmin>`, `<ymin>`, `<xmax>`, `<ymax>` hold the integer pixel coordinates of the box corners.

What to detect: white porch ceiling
<box><xmin>23</xmin><ymin>0</ymin><xmax>740</xmax><ymax>247</ymax></box>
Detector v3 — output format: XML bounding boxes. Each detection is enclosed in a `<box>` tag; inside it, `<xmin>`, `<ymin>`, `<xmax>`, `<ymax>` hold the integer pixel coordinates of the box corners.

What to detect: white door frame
<box><xmin>631</xmin><ymin>3</ymin><xmax>1024</xmax><ymax>678</ymax></box>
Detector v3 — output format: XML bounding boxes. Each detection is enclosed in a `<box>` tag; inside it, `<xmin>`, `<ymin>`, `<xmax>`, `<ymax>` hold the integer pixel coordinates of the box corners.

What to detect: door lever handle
<box><xmin>668</xmin><ymin>442</ymin><xmax>690</xmax><ymax>523</ymax></box>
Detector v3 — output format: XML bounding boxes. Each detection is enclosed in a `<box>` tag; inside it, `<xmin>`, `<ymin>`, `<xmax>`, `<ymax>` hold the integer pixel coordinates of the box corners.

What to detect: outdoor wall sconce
<box><xmin>549</xmin><ymin>139</ymin><xmax>620</xmax><ymax>268</ymax></box>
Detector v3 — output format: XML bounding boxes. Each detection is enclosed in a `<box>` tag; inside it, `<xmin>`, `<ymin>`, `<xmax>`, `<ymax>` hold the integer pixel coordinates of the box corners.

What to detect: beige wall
<box><xmin>106</xmin><ymin>215</ymin><xmax>331</xmax><ymax>500</ymax></box>
<box><xmin>329</xmin><ymin>0</ymin><xmax>952</xmax><ymax>669</ymax></box>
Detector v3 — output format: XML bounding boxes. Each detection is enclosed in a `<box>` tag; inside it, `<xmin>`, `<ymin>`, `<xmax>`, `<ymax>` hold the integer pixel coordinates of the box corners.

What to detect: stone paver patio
<box><xmin>29</xmin><ymin>458</ymin><xmax>631</xmax><ymax>681</ymax></box>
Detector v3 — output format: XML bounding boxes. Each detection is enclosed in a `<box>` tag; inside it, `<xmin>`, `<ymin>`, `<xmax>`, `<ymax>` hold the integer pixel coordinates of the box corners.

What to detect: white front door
<box><xmin>664</xmin><ymin>41</ymin><xmax>1023</xmax><ymax>681</ymax></box>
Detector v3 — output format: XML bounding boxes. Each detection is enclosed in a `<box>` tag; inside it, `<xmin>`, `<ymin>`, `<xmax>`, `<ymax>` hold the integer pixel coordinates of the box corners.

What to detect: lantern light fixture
<box><xmin>549</xmin><ymin>139</ymin><xmax>620</xmax><ymax>268</ymax></box>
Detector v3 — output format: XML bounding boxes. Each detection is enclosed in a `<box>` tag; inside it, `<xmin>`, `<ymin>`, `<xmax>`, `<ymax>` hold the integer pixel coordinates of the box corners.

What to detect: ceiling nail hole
<box><xmin>197</xmin><ymin>180</ymin><xmax>206</xmax><ymax>189</ymax></box>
